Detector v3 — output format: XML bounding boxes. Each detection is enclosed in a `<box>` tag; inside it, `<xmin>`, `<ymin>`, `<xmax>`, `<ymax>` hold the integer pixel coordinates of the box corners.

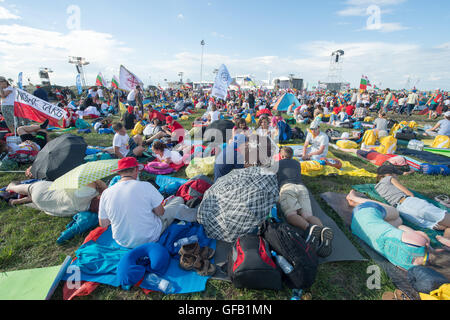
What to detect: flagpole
<box><xmin>200</xmin><ymin>40</ymin><xmax>205</xmax><ymax>86</ymax></box>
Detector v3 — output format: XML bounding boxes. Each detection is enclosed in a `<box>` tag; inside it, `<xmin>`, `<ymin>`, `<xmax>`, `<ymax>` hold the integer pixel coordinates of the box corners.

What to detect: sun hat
<box><xmin>112</xmin><ymin>157</ymin><xmax>144</xmax><ymax>172</ymax></box>
<box><xmin>310</xmin><ymin>121</ymin><xmax>320</xmax><ymax>130</ymax></box>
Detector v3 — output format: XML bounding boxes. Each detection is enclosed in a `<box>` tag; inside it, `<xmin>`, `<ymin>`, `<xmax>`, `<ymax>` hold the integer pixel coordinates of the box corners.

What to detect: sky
<box><xmin>0</xmin><ymin>0</ymin><xmax>449</xmax><ymax>90</ymax></box>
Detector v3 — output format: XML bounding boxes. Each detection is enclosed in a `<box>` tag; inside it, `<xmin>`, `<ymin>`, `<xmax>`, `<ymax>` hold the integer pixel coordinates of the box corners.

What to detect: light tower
<box><xmin>39</xmin><ymin>68</ymin><xmax>53</xmax><ymax>86</ymax></box>
<box><xmin>327</xmin><ymin>50</ymin><xmax>345</xmax><ymax>90</ymax></box>
<box><xmin>69</xmin><ymin>56</ymin><xmax>89</xmax><ymax>87</ymax></box>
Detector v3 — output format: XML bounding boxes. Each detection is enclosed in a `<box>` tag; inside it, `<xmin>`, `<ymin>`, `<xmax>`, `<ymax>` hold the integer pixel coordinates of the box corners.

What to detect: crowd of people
<box><xmin>1</xmin><ymin>75</ymin><xmax>450</xmax><ymax>296</ymax></box>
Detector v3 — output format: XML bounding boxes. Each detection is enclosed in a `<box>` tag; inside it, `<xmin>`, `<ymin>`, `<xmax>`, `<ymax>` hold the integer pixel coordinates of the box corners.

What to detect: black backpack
<box><xmin>227</xmin><ymin>234</ymin><xmax>283</xmax><ymax>290</ymax></box>
<box><xmin>291</xmin><ymin>127</ymin><xmax>305</xmax><ymax>141</ymax></box>
<box><xmin>395</xmin><ymin>126</ymin><xmax>417</xmax><ymax>141</ymax></box>
<box><xmin>387</xmin><ymin>119</ymin><xmax>398</xmax><ymax>130</ymax></box>
<box><xmin>258</xmin><ymin>219</ymin><xmax>318</xmax><ymax>290</ymax></box>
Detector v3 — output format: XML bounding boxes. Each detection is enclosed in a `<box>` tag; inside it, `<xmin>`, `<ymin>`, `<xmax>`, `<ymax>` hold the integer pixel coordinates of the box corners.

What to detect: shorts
<box><xmin>356</xmin><ymin>149</ymin><xmax>375</xmax><ymax>159</ymax></box>
<box><xmin>126</xmin><ymin>137</ymin><xmax>138</xmax><ymax>157</ymax></box>
<box><xmin>279</xmin><ymin>183</ymin><xmax>312</xmax><ymax>216</ymax></box>
<box><xmin>397</xmin><ymin>197</ymin><xmax>446</xmax><ymax>230</ymax></box>
<box><xmin>429</xmin><ymin>104</ymin><xmax>438</xmax><ymax>111</ymax></box>
<box><xmin>20</xmin><ymin>132</ymin><xmax>47</xmax><ymax>150</ymax></box>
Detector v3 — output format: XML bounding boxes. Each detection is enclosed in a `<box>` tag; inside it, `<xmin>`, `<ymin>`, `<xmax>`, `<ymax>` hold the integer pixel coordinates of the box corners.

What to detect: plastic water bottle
<box><xmin>408</xmin><ymin>139</ymin><xmax>424</xmax><ymax>151</ymax></box>
<box><xmin>144</xmin><ymin>273</ymin><xmax>175</xmax><ymax>294</ymax></box>
<box><xmin>174</xmin><ymin>235</ymin><xmax>199</xmax><ymax>248</ymax></box>
<box><xmin>271</xmin><ymin>251</ymin><xmax>294</xmax><ymax>274</ymax></box>
<box><xmin>291</xmin><ymin>289</ymin><xmax>303</xmax><ymax>300</ymax></box>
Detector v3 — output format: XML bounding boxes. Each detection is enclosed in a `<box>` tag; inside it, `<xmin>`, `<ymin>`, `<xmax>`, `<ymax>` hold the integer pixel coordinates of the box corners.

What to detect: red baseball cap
<box><xmin>112</xmin><ymin>157</ymin><xmax>143</xmax><ymax>172</ymax></box>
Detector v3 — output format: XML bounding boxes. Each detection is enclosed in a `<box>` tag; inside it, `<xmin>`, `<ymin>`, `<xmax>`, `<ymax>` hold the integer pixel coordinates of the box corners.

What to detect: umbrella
<box><xmin>197</xmin><ymin>166</ymin><xmax>278</xmax><ymax>242</ymax></box>
<box><xmin>49</xmin><ymin>159</ymin><xmax>118</xmax><ymax>191</ymax></box>
<box><xmin>203</xmin><ymin>120</ymin><xmax>235</xmax><ymax>144</ymax></box>
<box><xmin>31</xmin><ymin>134</ymin><xmax>87</xmax><ymax>181</ymax></box>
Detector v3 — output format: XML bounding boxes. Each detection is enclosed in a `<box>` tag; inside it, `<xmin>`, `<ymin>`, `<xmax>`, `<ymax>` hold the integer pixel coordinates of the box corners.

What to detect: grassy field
<box><xmin>0</xmin><ymin>109</ymin><xmax>448</xmax><ymax>300</ymax></box>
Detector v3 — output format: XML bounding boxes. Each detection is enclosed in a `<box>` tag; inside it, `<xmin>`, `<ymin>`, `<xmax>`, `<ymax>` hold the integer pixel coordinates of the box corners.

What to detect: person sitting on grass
<box><xmin>5</xmin><ymin>179</ymin><xmax>106</xmax><ymax>216</ymax></box>
<box><xmin>145</xmin><ymin>116</ymin><xmax>185</xmax><ymax>146</ymax></box>
<box><xmin>374</xmin><ymin>166</ymin><xmax>450</xmax><ymax>247</ymax></box>
<box><xmin>374</xmin><ymin>111</ymin><xmax>389</xmax><ymax>137</ymax></box>
<box><xmin>98</xmin><ymin>157</ymin><xmax>197</xmax><ymax>249</ymax></box>
<box><xmin>151</xmin><ymin>140</ymin><xmax>183</xmax><ymax>165</ymax></box>
<box><xmin>424</xmin><ymin>111</ymin><xmax>450</xmax><ymax>137</ymax></box>
<box><xmin>276</xmin><ymin>147</ymin><xmax>334</xmax><ymax>258</ymax></box>
<box><xmin>346</xmin><ymin>190</ymin><xmax>450</xmax><ymax>272</ymax></box>
<box><xmin>301</xmin><ymin>122</ymin><xmax>329</xmax><ymax>161</ymax></box>
<box><xmin>110</xmin><ymin>122</ymin><xmax>145</xmax><ymax>159</ymax></box>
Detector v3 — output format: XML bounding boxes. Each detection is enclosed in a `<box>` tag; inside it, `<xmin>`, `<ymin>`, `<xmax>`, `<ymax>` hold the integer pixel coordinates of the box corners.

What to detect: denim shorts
<box><xmin>397</xmin><ymin>197</ymin><xmax>446</xmax><ymax>230</ymax></box>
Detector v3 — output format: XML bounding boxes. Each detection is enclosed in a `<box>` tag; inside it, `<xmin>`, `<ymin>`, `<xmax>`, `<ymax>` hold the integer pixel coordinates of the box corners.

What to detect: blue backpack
<box><xmin>277</xmin><ymin>121</ymin><xmax>292</xmax><ymax>142</ymax></box>
<box><xmin>420</xmin><ymin>164</ymin><xmax>450</xmax><ymax>176</ymax></box>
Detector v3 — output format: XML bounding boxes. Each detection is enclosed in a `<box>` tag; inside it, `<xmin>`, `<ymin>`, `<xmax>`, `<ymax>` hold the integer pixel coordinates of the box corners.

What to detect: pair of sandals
<box><xmin>435</xmin><ymin>195</ymin><xmax>450</xmax><ymax>209</ymax></box>
<box><xmin>179</xmin><ymin>242</ymin><xmax>216</xmax><ymax>276</ymax></box>
<box><xmin>382</xmin><ymin>289</ymin><xmax>410</xmax><ymax>300</ymax></box>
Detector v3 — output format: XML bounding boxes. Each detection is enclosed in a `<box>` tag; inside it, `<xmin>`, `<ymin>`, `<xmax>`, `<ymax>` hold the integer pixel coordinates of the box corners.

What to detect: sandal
<box><xmin>435</xmin><ymin>195</ymin><xmax>450</xmax><ymax>208</ymax></box>
<box><xmin>199</xmin><ymin>247</ymin><xmax>215</xmax><ymax>260</ymax></box>
<box><xmin>196</xmin><ymin>259</ymin><xmax>216</xmax><ymax>277</ymax></box>
<box><xmin>178</xmin><ymin>242</ymin><xmax>200</xmax><ymax>256</ymax></box>
<box><xmin>179</xmin><ymin>253</ymin><xmax>202</xmax><ymax>271</ymax></box>
<box><xmin>394</xmin><ymin>289</ymin><xmax>410</xmax><ymax>300</ymax></box>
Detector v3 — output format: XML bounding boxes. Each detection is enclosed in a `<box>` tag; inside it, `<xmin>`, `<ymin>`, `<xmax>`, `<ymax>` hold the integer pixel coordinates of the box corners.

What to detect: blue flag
<box><xmin>18</xmin><ymin>72</ymin><xmax>23</xmax><ymax>89</ymax></box>
<box><xmin>76</xmin><ymin>74</ymin><xmax>82</xmax><ymax>95</ymax></box>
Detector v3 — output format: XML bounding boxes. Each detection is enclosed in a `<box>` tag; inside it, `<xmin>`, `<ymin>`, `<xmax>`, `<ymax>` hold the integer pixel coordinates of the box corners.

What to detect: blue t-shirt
<box><xmin>33</xmin><ymin>88</ymin><xmax>48</xmax><ymax>102</ymax></box>
<box><xmin>214</xmin><ymin>143</ymin><xmax>244</xmax><ymax>181</ymax></box>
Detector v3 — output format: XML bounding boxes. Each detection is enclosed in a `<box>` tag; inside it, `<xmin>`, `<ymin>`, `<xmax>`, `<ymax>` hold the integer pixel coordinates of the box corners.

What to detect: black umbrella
<box><xmin>203</xmin><ymin>120</ymin><xmax>235</xmax><ymax>144</ymax></box>
<box><xmin>31</xmin><ymin>134</ymin><xmax>87</xmax><ymax>181</ymax></box>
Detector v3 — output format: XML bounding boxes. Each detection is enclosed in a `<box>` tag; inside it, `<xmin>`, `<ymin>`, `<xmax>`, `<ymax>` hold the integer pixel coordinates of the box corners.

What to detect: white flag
<box><xmin>119</xmin><ymin>65</ymin><xmax>144</xmax><ymax>92</ymax></box>
<box><xmin>211</xmin><ymin>64</ymin><xmax>232</xmax><ymax>100</ymax></box>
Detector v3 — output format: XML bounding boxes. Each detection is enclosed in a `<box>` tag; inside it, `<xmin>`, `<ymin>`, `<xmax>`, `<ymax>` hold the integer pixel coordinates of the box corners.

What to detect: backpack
<box><xmin>258</xmin><ymin>219</ymin><xmax>319</xmax><ymax>289</ymax></box>
<box><xmin>431</xmin><ymin>135</ymin><xmax>450</xmax><ymax>149</ymax></box>
<box><xmin>291</xmin><ymin>127</ymin><xmax>305</xmax><ymax>141</ymax></box>
<box><xmin>375</xmin><ymin>136</ymin><xmax>397</xmax><ymax>154</ymax></box>
<box><xmin>277</xmin><ymin>121</ymin><xmax>292</xmax><ymax>142</ymax></box>
<box><xmin>341</xmin><ymin>121</ymin><xmax>353</xmax><ymax>129</ymax></box>
<box><xmin>395</xmin><ymin>127</ymin><xmax>417</xmax><ymax>141</ymax></box>
<box><xmin>387</xmin><ymin>119</ymin><xmax>398</xmax><ymax>130</ymax></box>
<box><xmin>227</xmin><ymin>234</ymin><xmax>283</xmax><ymax>290</ymax></box>
<box><xmin>420</xmin><ymin>164</ymin><xmax>450</xmax><ymax>176</ymax></box>
<box><xmin>361</xmin><ymin>129</ymin><xmax>378</xmax><ymax>146</ymax></box>
<box><xmin>175</xmin><ymin>175</ymin><xmax>213</xmax><ymax>206</ymax></box>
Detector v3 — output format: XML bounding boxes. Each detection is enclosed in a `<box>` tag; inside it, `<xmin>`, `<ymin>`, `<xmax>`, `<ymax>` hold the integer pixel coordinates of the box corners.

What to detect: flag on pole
<box><xmin>76</xmin><ymin>74</ymin><xmax>83</xmax><ymax>95</ymax></box>
<box><xmin>18</xmin><ymin>72</ymin><xmax>23</xmax><ymax>89</ymax></box>
<box><xmin>14</xmin><ymin>88</ymin><xmax>67</xmax><ymax>128</ymax></box>
<box><xmin>111</xmin><ymin>76</ymin><xmax>119</xmax><ymax>89</ymax></box>
<box><xmin>95</xmin><ymin>72</ymin><xmax>107</xmax><ymax>87</ymax></box>
<box><xmin>119</xmin><ymin>65</ymin><xmax>144</xmax><ymax>92</ymax></box>
<box><xmin>360</xmin><ymin>75</ymin><xmax>367</xmax><ymax>91</ymax></box>
<box><xmin>211</xmin><ymin>64</ymin><xmax>232</xmax><ymax>100</ymax></box>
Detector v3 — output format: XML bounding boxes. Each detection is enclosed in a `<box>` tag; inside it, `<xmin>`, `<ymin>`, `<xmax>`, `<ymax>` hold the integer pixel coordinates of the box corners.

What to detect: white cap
<box><xmin>310</xmin><ymin>121</ymin><xmax>320</xmax><ymax>130</ymax></box>
<box><xmin>444</xmin><ymin>111</ymin><xmax>450</xmax><ymax>118</ymax></box>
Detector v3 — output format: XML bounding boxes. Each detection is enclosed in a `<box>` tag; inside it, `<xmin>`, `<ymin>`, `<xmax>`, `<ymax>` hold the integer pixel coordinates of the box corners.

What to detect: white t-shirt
<box><xmin>98</xmin><ymin>180</ymin><xmax>164</xmax><ymax>248</ymax></box>
<box><xmin>97</xmin><ymin>88</ymin><xmax>104</xmax><ymax>98</ymax></box>
<box><xmin>127</xmin><ymin>90</ymin><xmax>136</xmax><ymax>102</ymax></box>
<box><xmin>88</xmin><ymin>89</ymin><xmax>98</xmax><ymax>98</ymax></box>
<box><xmin>155</xmin><ymin>149</ymin><xmax>183</xmax><ymax>165</ymax></box>
<box><xmin>305</xmin><ymin>131</ymin><xmax>329</xmax><ymax>157</ymax></box>
<box><xmin>101</xmin><ymin>103</ymin><xmax>109</xmax><ymax>113</ymax></box>
<box><xmin>113</xmin><ymin>133</ymin><xmax>130</xmax><ymax>158</ymax></box>
<box><xmin>1</xmin><ymin>86</ymin><xmax>15</xmax><ymax>106</ymax></box>
<box><xmin>209</xmin><ymin>110</ymin><xmax>220</xmax><ymax>122</ymax></box>
<box><xmin>84</xmin><ymin>106</ymin><xmax>101</xmax><ymax>116</ymax></box>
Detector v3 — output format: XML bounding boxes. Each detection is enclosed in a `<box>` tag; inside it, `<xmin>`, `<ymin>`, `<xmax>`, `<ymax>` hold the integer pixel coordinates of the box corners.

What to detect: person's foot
<box><xmin>316</xmin><ymin>227</ymin><xmax>334</xmax><ymax>258</ymax></box>
<box><xmin>436</xmin><ymin>236</ymin><xmax>450</xmax><ymax>248</ymax></box>
<box><xmin>305</xmin><ymin>225</ymin><xmax>322</xmax><ymax>252</ymax></box>
<box><xmin>40</xmin><ymin>119</ymin><xmax>49</xmax><ymax>130</ymax></box>
<box><xmin>346</xmin><ymin>190</ymin><xmax>358</xmax><ymax>207</ymax></box>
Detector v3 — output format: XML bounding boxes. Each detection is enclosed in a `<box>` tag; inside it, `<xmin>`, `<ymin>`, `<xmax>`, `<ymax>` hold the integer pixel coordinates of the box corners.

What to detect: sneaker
<box><xmin>305</xmin><ymin>225</ymin><xmax>322</xmax><ymax>252</ymax></box>
<box><xmin>316</xmin><ymin>227</ymin><xmax>334</xmax><ymax>258</ymax></box>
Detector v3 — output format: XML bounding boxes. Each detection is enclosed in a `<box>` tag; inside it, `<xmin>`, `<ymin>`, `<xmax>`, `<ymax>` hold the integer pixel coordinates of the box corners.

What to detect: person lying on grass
<box><xmin>6</xmin><ymin>179</ymin><xmax>106</xmax><ymax>217</ymax></box>
<box><xmin>276</xmin><ymin>147</ymin><xmax>334</xmax><ymax>258</ymax></box>
<box><xmin>151</xmin><ymin>140</ymin><xmax>183</xmax><ymax>165</ymax></box>
<box><xmin>335</xmin><ymin>146</ymin><xmax>415</xmax><ymax>175</ymax></box>
<box><xmin>374</xmin><ymin>166</ymin><xmax>450</xmax><ymax>247</ymax></box>
<box><xmin>347</xmin><ymin>190</ymin><xmax>450</xmax><ymax>273</ymax></box>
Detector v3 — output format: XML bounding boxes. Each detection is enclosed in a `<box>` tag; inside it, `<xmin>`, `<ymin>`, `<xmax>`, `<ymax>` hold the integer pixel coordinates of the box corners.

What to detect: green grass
<box><xmin>0</xmin><ymin>109</ymin><xmax>448</xmax><ymax>300</ymax></box>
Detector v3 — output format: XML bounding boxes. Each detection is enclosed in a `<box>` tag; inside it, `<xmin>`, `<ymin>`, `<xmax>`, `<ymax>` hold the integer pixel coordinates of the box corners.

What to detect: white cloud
<box><xmin>364</xmin><ymin>22</ymin><xmax>410</xmax><ymax>32</ymax></box>
<box><xmin>177</xmin><ymin>13</ymin><xmax>184</xmax><ymax>19</ymax></box>
<box><xmin>0</xmin><ymin>5</ymin><xmax>20</xmax><ymax>20</ymax></box>
<box><xmin>0</xmin><ymin>24</ymin><xmax>133</xmax><ymax>85</ymax></box>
